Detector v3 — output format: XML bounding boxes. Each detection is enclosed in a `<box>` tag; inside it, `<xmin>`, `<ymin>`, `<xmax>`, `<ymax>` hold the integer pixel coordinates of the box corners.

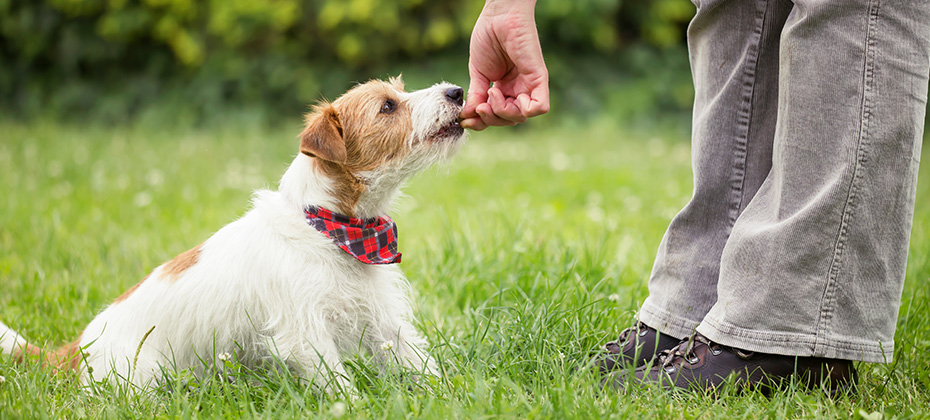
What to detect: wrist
<box><xmin>482</xmin><ymin>0</ymin><xmax>536</xmax><ymax>16</ymax></box>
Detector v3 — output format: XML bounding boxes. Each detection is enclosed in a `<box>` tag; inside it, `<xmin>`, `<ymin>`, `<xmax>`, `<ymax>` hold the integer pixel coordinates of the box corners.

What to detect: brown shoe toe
<box><xmin>594</xmin><ymin>322</ymin><xmax>680</xmax><ymax>373</ymax></box>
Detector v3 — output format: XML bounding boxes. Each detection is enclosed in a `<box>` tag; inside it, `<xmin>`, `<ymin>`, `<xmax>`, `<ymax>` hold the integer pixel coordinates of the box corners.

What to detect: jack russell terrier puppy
<box><xmin>0</xmin><ymin>77</ymin><xmax>466</xmax><ymax>393</ymax></box>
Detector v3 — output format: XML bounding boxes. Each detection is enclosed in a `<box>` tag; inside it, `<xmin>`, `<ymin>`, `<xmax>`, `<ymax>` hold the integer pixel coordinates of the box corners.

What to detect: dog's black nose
<box><xmin>445</xmin><ymin>87</ymin><xmax>464</xmax><ymax>106</ymax></box>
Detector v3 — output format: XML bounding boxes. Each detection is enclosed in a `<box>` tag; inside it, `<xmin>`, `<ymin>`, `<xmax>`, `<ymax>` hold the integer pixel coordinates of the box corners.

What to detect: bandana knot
<box><xmin>304</xmin><ymin>206</ymin><xmax>402</xmax><ymax>265</ymax></box>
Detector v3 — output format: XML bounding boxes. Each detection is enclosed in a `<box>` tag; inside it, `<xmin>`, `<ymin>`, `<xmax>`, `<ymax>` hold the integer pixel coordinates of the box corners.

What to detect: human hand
<box><xmin>460</xmin><ymin>0</ymin><xmax>549</xmax><ymax>131</ymax></box>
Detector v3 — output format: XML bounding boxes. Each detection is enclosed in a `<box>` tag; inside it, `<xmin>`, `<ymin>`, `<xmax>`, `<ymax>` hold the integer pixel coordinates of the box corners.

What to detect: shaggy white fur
<box><xmin>0</xmin><ymin>79</ymin><xmax>467</xmax><ymax>393</ymax></box>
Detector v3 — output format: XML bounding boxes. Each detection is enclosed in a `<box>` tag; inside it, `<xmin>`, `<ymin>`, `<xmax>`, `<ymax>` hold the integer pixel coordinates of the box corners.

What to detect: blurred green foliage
<box><xmin>0</xmin><ymin>0</ymin><xmax>695</xmax><ymax>123</ymax></box>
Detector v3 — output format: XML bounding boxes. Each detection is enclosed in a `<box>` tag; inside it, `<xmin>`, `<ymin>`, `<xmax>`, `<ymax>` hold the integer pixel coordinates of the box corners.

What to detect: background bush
<box><xmin>0</xmin><ymin>0</ymin><xmax>696</xmax><ymax>123</ymax></box>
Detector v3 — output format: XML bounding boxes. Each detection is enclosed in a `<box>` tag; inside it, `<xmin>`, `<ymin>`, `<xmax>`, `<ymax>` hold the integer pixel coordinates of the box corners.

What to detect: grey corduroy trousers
<box><xmin>639</xmin><ymin>0</ymin><xmax>930</xmax><ymax>363</ymax></box>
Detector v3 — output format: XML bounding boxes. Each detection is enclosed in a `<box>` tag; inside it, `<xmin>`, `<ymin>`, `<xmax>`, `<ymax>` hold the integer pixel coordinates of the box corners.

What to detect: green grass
<box><xmin>0</xmin><ymin>114</ymin><xmax>928</xmax><ymax>419</ymax></box>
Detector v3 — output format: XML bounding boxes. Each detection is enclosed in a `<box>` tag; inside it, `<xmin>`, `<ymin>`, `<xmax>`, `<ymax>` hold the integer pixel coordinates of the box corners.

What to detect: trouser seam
<box><xmin>816</xmin><ymin>0</ymin><xmax>881</xmax><ymax>353</ymax></box>
<box><xmin>727</xmin><ymin>0</ymin><xmax>770</xmax><ymax>232</ymax></box>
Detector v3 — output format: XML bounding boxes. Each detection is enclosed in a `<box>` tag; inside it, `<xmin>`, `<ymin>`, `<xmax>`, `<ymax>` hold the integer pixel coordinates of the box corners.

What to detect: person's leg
<box><xmin>639</xmin><ymin>0</ymin><xmax>794</xmax><ymax>340</ymax></box>
<box><xmin>698</xmin><ymin>0</ymin><xmax>930</xmax><ymax>363</ymax></box>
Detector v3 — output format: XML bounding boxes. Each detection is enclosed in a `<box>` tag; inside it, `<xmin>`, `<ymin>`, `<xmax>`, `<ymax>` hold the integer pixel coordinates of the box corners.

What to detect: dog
<box><xmin>0</xmin><ymin>77</ymin><xmax>466</xmax><ymax>392</ymax></box>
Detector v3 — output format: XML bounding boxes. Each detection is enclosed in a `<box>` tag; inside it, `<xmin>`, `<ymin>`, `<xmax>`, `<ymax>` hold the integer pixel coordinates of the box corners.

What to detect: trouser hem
<box><xmin>638</xmin><ymin>300</ymin><xmax>700</xmax><ymax>342</ymax></box>
<box><xmin>697</xmin><ymin>316</ymin><xmax>894</xmax><ymax>363</ymax></box>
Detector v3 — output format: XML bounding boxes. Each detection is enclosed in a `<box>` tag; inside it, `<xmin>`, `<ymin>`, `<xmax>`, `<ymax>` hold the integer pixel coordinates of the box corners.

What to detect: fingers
<box><xmin>462</xmin><ymin>85</ymin><xmax>544</xmax><ymax>131</ymax></box>
<box><xmin>517</xmin><ymin>81</ymin><xmax>550</xmax><ymax>118</ymax></box>
<box><xmin>460</xmin><ymin>117</ymin><xmax>487</xmax><ymax>131</ymax></box>
<box><xmin>476</xmin><ymin>102</ymin><xmax>519</xmax><ymax>127</ymax></box>
<box><xmin>461</xmin><ymin>86</ymin><xmax>522</xmax><ymax>130</ymax></box>
<box><xmin>486</xmin><ymin>87</ymin><xmax>527</xmax><ymax>123</ymax></box>
<box><xmin>460</xmin><ymin>102</ymin><xmax>519</xmax><ymax>131</ymax></box>
<box><xmin>462</xmin><ymin>67</ymin><xmax>491</xmax><ymax>119</ymax></box>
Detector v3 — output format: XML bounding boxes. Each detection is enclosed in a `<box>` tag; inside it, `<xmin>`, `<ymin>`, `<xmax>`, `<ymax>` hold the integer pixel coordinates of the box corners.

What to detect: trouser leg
<box><xmin>697</xmin><ymin>0</ymin><xmax>930</xmax><ymax>363</ymax></box>
<box><xmin>640</xmin><ymin>0</ymin><xmax>794</xmax><ymax>339</ymax></box>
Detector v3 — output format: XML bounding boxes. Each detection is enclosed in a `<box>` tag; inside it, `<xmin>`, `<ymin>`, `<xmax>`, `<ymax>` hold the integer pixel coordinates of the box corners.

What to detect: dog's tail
<box><xmin>0</xmin><ymin>320</ymin><xmax>82</xmax><ymax>372</ymax></box>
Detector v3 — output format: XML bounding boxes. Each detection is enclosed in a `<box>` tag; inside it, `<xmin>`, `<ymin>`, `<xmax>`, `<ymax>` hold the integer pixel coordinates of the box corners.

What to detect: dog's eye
<box><xmin>380</xmin><ymin>99</ymin><xmax>396</xmax><ymax>114</ymax></box>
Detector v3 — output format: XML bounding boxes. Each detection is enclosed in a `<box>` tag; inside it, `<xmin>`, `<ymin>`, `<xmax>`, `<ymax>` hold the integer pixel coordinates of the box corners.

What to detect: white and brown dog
<box><xmin>0</xmin><ymin>77</ymin><xmax>466</xmax><ymax>392</ymax></box>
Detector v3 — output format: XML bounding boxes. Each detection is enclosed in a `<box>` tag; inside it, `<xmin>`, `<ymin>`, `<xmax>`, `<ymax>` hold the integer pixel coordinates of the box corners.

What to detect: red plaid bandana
<box><xmin>304</xmin><ymin>206</ymin><xmax>402</xmax><ymax>265</ymax></box>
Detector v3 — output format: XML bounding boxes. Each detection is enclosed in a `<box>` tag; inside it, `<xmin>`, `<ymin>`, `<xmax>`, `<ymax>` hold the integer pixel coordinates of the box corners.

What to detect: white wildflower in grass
<box><xmin>380</xmin><ymin>341</ymin><xmax>394</xmax><ymax>351</ymax></box>
<box><xmin>329</xmin><ymin>401</ymin><xmax>347</xmax><ymax>418</ymax></box>
<box><xmin>133</xmin><ymin>191</ymin><xmax>153</xmax><ymax>207</ymax></box>
<box><xmin>586</xmin><ymin>205</ymin><xmax>606</xmax><ymax>222</ymax></box>
<box><xmin>558</xmin><ymin>352</ymin><xmax>565</xmax><ymax>361</ymax></box>
<box><xmin>607</xmin><ymin>293</ymin><xmax>621</xmax><ymax>302</ymax></box>
<box><xmin>0</xmin><ymin>375</ymin><xmax>5</xmax><ymax>384</ymax></box>
<box><xmin>549</xmin><ymin>152</ymin><xmax>570</xmax><ymax>172</ymax></box>
<box><xmin>217</xmin><ymin>352</ymin><xmax>231</xmax><ymax>362</ymax></box>
<box><xmin>146</xmin><ymin>169</ymin><xmax>164</xmax><ymax>187</ymax></box>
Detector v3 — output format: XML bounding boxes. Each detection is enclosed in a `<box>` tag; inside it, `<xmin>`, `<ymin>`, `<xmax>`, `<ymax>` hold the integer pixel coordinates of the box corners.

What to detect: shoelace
<box><xmin>658</xmin><ymin>334</ymin><xmax>705</xmax><ymax>368</ymax></box>
<box><xmin>657</xmin><ymin>333</ymin><xmax>756</xmax><ymax>369</ymax></box>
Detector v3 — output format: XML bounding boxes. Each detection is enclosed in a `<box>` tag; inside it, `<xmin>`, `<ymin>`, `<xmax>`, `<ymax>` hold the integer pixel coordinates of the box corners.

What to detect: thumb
<box><xmin>462</xmin><ymin>73</ymin><xmax>490</xmax><ymax>119</ymax></box>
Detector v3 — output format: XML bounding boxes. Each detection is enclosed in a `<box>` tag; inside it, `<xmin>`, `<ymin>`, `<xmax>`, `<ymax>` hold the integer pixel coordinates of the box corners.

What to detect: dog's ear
<box><xmin>299</xmin><ymin>104</ymin><xmax>347</xmax><ymax>164</ymax></box>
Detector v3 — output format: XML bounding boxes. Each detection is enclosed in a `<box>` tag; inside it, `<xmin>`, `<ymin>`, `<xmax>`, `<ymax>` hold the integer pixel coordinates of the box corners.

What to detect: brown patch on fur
<box><xmin>50</xmin><ymin>335</ymin><xmax>84</xmax><ymax>371</ymax></box>
<box><xmin>315</xmin><ymin>160</ymin><xmax>366</xmax><ymax>215</ymax></box>
<box><xmin>12</xmin><ymin>343</ymin><xmax>42</xmax><ymax>363</ymax></box>
<box><xmin>115</xmin><ymin>273</ymin><xmax>150</xmax><ymax>304</ymax></box>
<box><xmin>162</xmin><ymin>244</ymin><xmax>202</xmax><ymax>281</ymax></box>
<box><xmin>12</xmin><ymin>333</ymin><xmax>84</xmax><ymax>373</ymax></box>
<box><xmin>299</xmin><ymin>79</ymin><xmax>414</xmax><ymax>216</ymax></box>
<box><xmin>335</xmin><ymin>80</ymin><xmax>413</xmax><ymax>170</ymax></box>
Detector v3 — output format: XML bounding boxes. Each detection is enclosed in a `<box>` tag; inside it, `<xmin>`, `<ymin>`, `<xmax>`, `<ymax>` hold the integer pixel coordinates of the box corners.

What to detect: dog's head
<box><xmin>297</xmin><ymin>77</ymin><xmax>466</xmax><ymax>216</ymax></box>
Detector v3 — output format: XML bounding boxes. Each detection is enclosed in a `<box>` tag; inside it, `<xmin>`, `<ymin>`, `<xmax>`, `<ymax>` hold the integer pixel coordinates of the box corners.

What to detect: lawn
<box><xmin>0</xmin><ymin>114</ymin><xmax>928</xmax><ymax>419</ymax></box>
